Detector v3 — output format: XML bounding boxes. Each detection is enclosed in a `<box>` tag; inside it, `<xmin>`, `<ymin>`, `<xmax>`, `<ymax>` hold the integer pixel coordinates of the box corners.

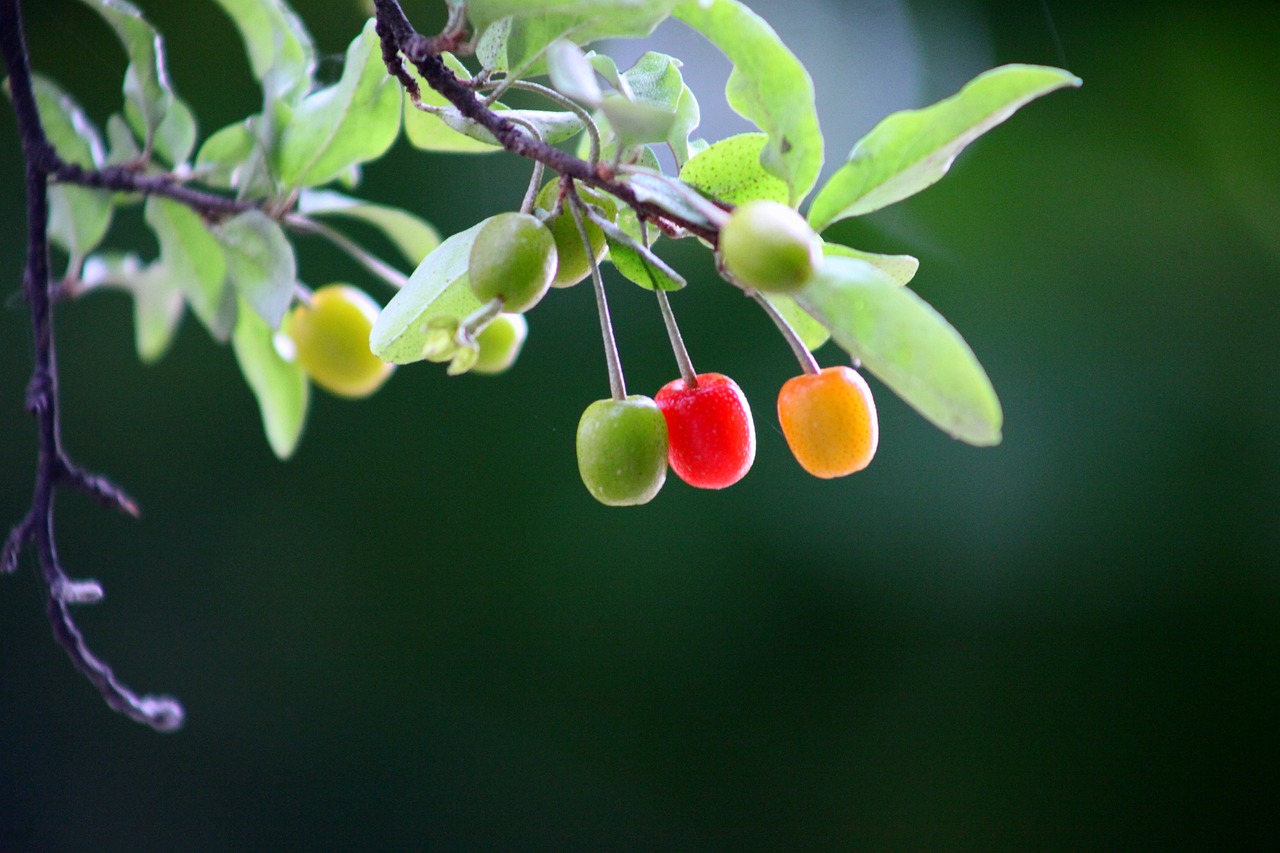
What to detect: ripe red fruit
<box><xmin>655</xmin><ymin>372</ymin><xmax>756</xmax><ymax>489</ymax></box>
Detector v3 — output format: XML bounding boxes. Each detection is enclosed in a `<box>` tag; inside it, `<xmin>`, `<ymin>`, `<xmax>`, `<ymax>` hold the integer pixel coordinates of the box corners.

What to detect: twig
<box><xmin>1</xmin><ymin>0</ymin><xmax>184</xmax><ymax>732</ymax></box>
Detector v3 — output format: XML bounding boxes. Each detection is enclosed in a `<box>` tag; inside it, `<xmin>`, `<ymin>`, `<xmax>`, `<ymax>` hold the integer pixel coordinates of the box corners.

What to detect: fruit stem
<box><xmin>647</xmin><ymin>220</ymin><xmax>697</xmax><ymax>387</ymax></box>
<box><xmin>751</xmin><ymin>290</ymin><xmax>819</xmax><ymax>376</ymax></box>
<box><xmin>284</xmin><ymin>215</ymin><xmax>409</xmax><ymax>290</ymax></box>
<box><xmin>569</xmin><ymin>189</ymin><xmax>626</xmax><ymax>401</ymax></box>
<box><xmin>461</xmin><ymin>297</ymin><xmax>504</xmax><ymax>338</ymax></box>
<box><xmin>503</xmin><ymin>114</ymin><xmax>546</xmax><ymax>215</ymax></box>
<box><xmin>489</xmin><ymin>79</ymin><xmax>602</xmax><ymax>168</ymax></box>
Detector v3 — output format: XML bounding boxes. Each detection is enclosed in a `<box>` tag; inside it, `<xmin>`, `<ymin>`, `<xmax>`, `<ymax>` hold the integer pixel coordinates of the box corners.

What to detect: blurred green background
<box><xmin>2</xmin><ymin>0</ymin><xmax>1278</xmax><ymax>849</ymax></box>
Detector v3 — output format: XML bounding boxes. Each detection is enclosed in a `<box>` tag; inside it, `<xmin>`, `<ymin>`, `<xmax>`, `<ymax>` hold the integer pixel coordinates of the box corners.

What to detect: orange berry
<box><xmin>777</xmin><ymin>366</ymin><xmax>878</xmax><ymax>478</ymax></box>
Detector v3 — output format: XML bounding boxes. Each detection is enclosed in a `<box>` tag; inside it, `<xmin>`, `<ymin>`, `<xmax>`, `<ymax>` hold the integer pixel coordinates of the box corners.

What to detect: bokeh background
<box><xmin>3</xmin><ymin>0</ymin><xmax>1278</xmax><ymax>849</ymax></box>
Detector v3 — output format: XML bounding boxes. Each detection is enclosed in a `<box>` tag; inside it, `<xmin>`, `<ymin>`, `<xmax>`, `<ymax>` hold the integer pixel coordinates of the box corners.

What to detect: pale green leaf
<box><xmin>232</xmin><ymin>299</ymin><xmax>309</xmax><ymax>459</ymax></box>
<box><xmin>128</xmin><ymin>88</ymin><xmax>196</xmax><ymax>165</ymax></box>
<box><xmin>209</xmin><ymin>0</ymin><xmax>316</xmax><ymax>104</ymax></box>
<box><xmin>674</xmin><ymin>0</ymin><xmax>823</xmax><ymax>206</ymax></box>
<box><xmin>600</xmin><ymin>93</ymin><xmax>675</xmax><ymax>147</ymax></box>
<box><xmin>402</xmin><ymin>54</ymin><xmax>503</xmax><ymax>154</ymax></box>
<box><xmin>75</xmin><ymin>0</ymin><xmax>171</xmax><ymax>147</ymax></box>
<box><xmin>764</xmin><ymin>293</ymin><xmax>828</xmax><ymax>351</ymax></box>
<box><xmin>475</xmin><ymin>17</ymin><xmax>512</xmax><ymax>73</ymax></box>
<box><xmin>144</xmin><ymin>197</ymin><xmax>232</xmax><ymax>339</ymax></box>
<box><xmin>808</xmin><ymin>64</ymin><xmax>1082</xmax><ymax>230</ymax></box>
<box><xmin>823</xmin><ymin>242</ymin><xmax>918</xmax><ymax>285</ymax></box>
<box><xmin>215</xmin><ymin>211</ymin><xmax>297</xmax><ymax>329</ymax></box>
<box><xmin>437</xmin><ymin>107</ymin><xmax>586</xmax><ymax>147</ymax></box>
<box><xmin>471</xmin><ymin>2</ymin><xmax>681</xmax><ymax>73</ymax></box>
<box><xmin>298</xmin><ymin>189</ymin><xmax>441</xmax><ymax>267</ymax></box>
<box><xmin>82</xmin><ymin>252</ymin><xmax>185</xmax><ymax>363</ymax></box>
<box><xmin>679</xmin><ymin>132</ymin><xmax>789</xmax><ymax>206</ymax></box>
<box><xmin>104</xmin><ymin>113</ymin><xmax>141</xmax><ymax>166</ymax></box>
<box><xmin>606</xmin><ymin>237</ymin><xmax>683</xmax><ymax>291</ymax></box>
<box><xmin>195</xmin><ymin>119</ymin><xmax>256</xmax><ymax>188</ymax></box>
<box><xmin>547</xmin><ymin>39</ymin><xmax>602</xmax><ymax>105</ymax></box>
<box><xmin>667</xmin><ymin>82</ymin><xmax>700</xmax><ymax>168</ymax></box>
<box><xmin>795</xmin><ymin>256</ymin><xmax>1002</xmax><ymax>445</ymax></box>
<box><xmin>370</xmin><ymin>221</ymin><xmax>489</xmax><ymax>364</ymax></box>
<box><xmin>24</xmin><ymin>75</ymin><xmax>113</xmax><ymax>263</ymax></box>
<box><xmin>621</xmin><ymin>171</ymin><xmax>725</xmax><ymax>231</ymax></box>
<box><xmin>276</xmin><ymin>19</ymin><xmax>402</xmax><ymax>189</ymax></box>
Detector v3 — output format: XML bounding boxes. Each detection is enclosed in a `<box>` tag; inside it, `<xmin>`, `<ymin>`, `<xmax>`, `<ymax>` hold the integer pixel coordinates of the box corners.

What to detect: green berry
<box><xmin>718</xmin><ymin>199</ymin><xmax>821</xmax><ymax>292</ymax></box>
<box><xmin>471</xmin><ymin>313</ymin><xmax>528</xmax><ymax>375</ymax></box>
<box><xmin>287</xmin><ymin>284</ymin><xmax>394</xmax><ymax>398</ymax></box>
<box><xmin>576</xmin><ymin>396</ymin><xmax>669</xmax><ymax>506</ymax></box>
<box><xmin>535</xmin><ymin>181</ymin><xmax>615</xmax><ymax>288</ymax></box>
<box><xmin>468</xmin><ymin>212</ymin><xmax>557</xmax><ymax>313</ymax></box>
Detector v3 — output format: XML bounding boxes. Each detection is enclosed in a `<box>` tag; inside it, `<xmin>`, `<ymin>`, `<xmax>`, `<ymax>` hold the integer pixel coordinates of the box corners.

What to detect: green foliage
<box><xmin>808</xmin><ymin>64</ymin><xmax>1083</xmax><ymax>230</ymax></box>
<box><xmin>23</xmin><ymin>0</ymin><xmax>1077</xmax><ymax>461</ymax></box>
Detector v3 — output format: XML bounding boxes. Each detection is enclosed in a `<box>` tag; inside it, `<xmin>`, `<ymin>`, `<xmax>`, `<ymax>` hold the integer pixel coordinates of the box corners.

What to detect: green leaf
<box><xmin>621</xmin><ymin>171</ymin><xmax>725</xmax><ymax>231</ymax></box>
<box><xmin>606</xmin><ymin>237</ymin><xmax>683</xmax><ymax>291</ymax></box>
<box><xmin>823</xmin><ymin>242</ymin><xmax>919</xmax><ymax>286</ymax></box>
<box><xmin>104</xmin><ymin>113</ymin><xmax>141</xmax><ymax>166</ymax></box>
<box><xmin>24</xmin><ymin>75</ymin><xmax>113</xmax><ymax>264</ymax></box>
<box><xmin>232</xmin><ymin>299</ymin><xmax>309</xmax><ymax>459</ymax></box>
<box><xmin>215</xmin><ymin>210</ymin><xmax>297</xmax><ymax>329</ymax></box>
<box><xmin>276</xmin><ymin>19</ymin><xmax>402</xmax><ymax>189</ymax></box>
<box><xmin>195</xmin><ymin>119</ymin><xmax>257</xmax><ymax>188</ymax></box>
<box><xmin>209</xmin><ymin>0</ymin><xmax>315</xmax><ymax>104</ymax></box>
<box><xmin>402</xmin><ymin>54</ymin><xmax>504</xmax><ymax>154</ymax></box>
<box><xmin>370</xmin><ymin>221</ymin><xmax>489</xmax><ymax>364</ymax></box>
<box><xmin>795</xmin><ymin>256</ymin><xmax>1002</xmax><ymax>446</ymax></box>
<box><xmin>76</xmin><ymin>0</ymin><xmax>194</xmax><ymax>162</ymax></box>
<box><xmin>437</xmin><ymin>107</ymin><xmax>586</xmax><ymax>147</ymax></box>
<box><xmin>298</xmin><ymin>189</ymin><xmax>441</xmax><ymax>267</ymax></box>
<box><xmin>547</xmin><ymin>39</ymin><xmax>602</xmax><ymax>105</ymax></box>
<box><xmin>808</xmin><ymin>64</ymin><xmax>1082</xmax><ymax>230</ymax></box>
<box><xmin>82</xmin><ymin>252</ymin><xmax>185</xmax><ymax>363</ymax></box>
<box><xmin>469</xmin><ymin>2</ymin><xmax>681</xmax><ymax>72</ymax></box>
<box><xmin>679</xmin><ymin>132</ymin><xmax>789</xmax><ymax>206</ymax></box>
<box><xmin>674</xmin><ymin>0</ymin><xmax>823</xmax><ymax>206</ymax></box>
<box><xmin>667</xmin><ymin>82</ymin><xmax>700</xmax><ymax>168</ymax></box>
<box><xmin>599</xmin><ymin>93</ymin><xmax>676</xmax><ymax>148</ymax></box>
<box><xmin>475</xmin><ymin>17</ymin><xmax>512</xmax><ymax>74</ymax></box>
<box><xmin>764</xmin><ymin>293</ymin><xmax>828</xmax><ymax>351</ymax></box>
<box><xmin>143</xmin><ymin>197</ymin><xmax>233</xmax><ymax>340</ymax></box>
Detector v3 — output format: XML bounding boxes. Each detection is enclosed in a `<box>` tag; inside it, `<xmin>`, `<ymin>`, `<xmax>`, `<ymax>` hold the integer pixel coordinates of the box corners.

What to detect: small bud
<box><xmin>52</xmin><ymin>578</ymin><xmax>105</xmax><ymax>605</ymax></box>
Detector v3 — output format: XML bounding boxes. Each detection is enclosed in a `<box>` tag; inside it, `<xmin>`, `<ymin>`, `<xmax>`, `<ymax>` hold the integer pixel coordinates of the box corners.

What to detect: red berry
<box><xmin>655</xmin><ymin>372</ymin><xmax>756</xmax><ymax>489</ymax></box>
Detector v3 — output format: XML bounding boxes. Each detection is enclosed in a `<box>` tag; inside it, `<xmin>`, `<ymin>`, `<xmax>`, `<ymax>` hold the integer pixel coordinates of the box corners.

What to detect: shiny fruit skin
<box><xmin>777</xmin><ymin>366</ymin><xmax>878</xmax><ymax>478</ymax></box>
<box><xmin>535</xmin><ymin>181</ymin><xmax>615</xmax><ymax>288</ymax></box>
<box><xmin>288</xmin><ymin>284</ymin><xmax>393</xmax><ymax>398</ymax></box>
<box><xmin>471</xmin><ymin>313</ymin><xmax>528</xmax><ymax>375</ymax></box>
<box><xmin>655</xmin><ymin>372</ymin><xmax>756</xmax><ymax>489</ymax></box>
<box><xmin>719</xmin><ymin>199</ymin><xmax>821</xmax><ymax>293</ymax></box>
<box><xmin>468</xmin><ymin>212</ymin><xmax>557</xmax><ymax>312</ymax></box>
<box><xmin>576</xmin><ymin>396</ymin><xmax>669</xmax><ymax>506</ymax></box>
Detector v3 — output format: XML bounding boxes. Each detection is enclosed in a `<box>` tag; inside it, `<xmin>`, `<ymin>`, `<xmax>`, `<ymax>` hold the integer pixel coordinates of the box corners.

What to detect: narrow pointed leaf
<box><xmin>215</xmin><ymin>210</ymin><xmax>297</xmax><ymax>329</ymax></box>
<box><xmin>796</xmin><ymin>256</ymin><xmax>1002</xmax><ymax>445</ymax></box>
<box><xmin>370</xmin><ymin>221</ymin><xmax>489</xmax><ymax>364</ymax></box>
<box><xmin>674</xmin><ymin>0</ymin><xmax>823</xmax><ymax>206</ymax></box>
<box><xmin>808</xmin><ymin>64</ymin><xmax>1082</xmax><ymax>230</ymax></box>
<box><xmin>298</xmin><ymin>189</ymin><xmax>440</xmax><ymax>267</ymax></box>
<box><xmin>232</xmin><ymin>299</ymin><xmax>309</xmax><ymax>459</ymax></box>
<box><xmin>402</xmin><ymin>55</ymin><xmax>502</xmax><ymax>154</ymax></box>
<box><xmin>679</xmin><ymin>132</ymin><xmax>789</xmax><ymax>206</ymax></box>
<box><xmin>276</xmin><ymin>19</ymin><xmax>402</xmax><ymax>189</ymax></box>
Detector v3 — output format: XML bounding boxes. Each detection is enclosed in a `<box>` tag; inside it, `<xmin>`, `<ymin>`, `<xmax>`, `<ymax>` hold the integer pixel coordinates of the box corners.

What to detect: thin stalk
<box><xmin>285</xmin><ymin>215</ymin><xmax>409</xmax><ymax>290</ymax></box>
<box><xmin>569</xmin><ymin>189</ymin><xmax>626</xmax><ymax>401</ymax></box>
<box><xmin>751</xmin><ymin>290</ymin><xmax>820</xmax><ymax>376</ymax></box>
<box><xmin>488</xmin><ymin>79</ymin><xmax>602</xmax><ymax>167</ymax></box>
<box><xmin>656</xmin><ymin>290</ymin><xmax>697</xmax><ymax>387</ymax></box>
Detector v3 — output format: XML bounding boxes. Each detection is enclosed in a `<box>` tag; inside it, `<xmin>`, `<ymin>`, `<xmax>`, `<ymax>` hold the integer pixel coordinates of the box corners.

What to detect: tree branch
<box><xmin>1</xmin><ymin>0</ymin><xmax>184</xmax><ymax>732</ymax></box>
<box><xmin>370</xmin><ymin>0</ymin><xmax>721</xmax><ymax>244</ymax></box>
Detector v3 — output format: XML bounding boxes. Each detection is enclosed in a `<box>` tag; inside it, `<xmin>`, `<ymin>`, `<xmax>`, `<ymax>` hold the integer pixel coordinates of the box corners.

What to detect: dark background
<box><xmin>2</xmin><ymin>0</ymin><xmax>1278</xmax><ymax>849</ymax></box>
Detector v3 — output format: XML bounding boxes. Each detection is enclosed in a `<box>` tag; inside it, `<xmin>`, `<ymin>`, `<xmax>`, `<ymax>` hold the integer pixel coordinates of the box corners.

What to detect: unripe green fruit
<box><xmin>471</xmin><ymin>313</ymin><xmax>528</xmax><ymax>375</ymax></box>
<box><xmin>576</xmin><ymin>395</ymin><xmax>669</xmax><ymax>506</ymax></box>
<box><xmin>468</xmin><ymin>212</ymin><xmax>557</xmax><ymax>312</ymax></box>
<box><xmin>288</xmin><ymin>284</ymin><xmax>394</xmax><ymax>398</ymax></box>
<box><xmin>534</xmin><ymin>181</ymin><xmax>615</xmax><ymax>288</ymax></box>
<box><xmin>718</xmin><ymin>199</ymin><xmax>821</xmax><ymax>292</ymax></box>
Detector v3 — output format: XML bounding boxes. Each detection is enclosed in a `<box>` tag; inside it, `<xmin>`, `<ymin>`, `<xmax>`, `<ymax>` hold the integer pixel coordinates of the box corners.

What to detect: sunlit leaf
<box><xmin>402</xmin><ymin>54</ymin><xmax>502</xmax><ymax>154</ymax></box>
<box><xmin>195</xmin><ymin>119</ymin><xmax>256</xmax><ymax>188</ymax></box>
<box><xmin>679</xmin><ymin>132</ymin><xmax>789</xmax><ymax>206</ymax></box>
<box><xmin>143</xmin><ymin>197</ymin><xmax>233</xmax><ymax>340</ymax></box>
<box><xmin>298</xmin><ymin>189</ymin><xmax>441</xmax><ymax>267</ymax></box>
<box><xmin>808</xmin><ymin>64</ymin><xmax>1082</xmax><ymax>230</ymax></box>
<box><xmin>370</xmin><ymin>221</ymin><xmax>489</xmax><ymax>364</ymax></box>
<box><xmin>438</xmin><ymin>107</ymin><xmax>586</xmax><ymax>147</ymax></box>
<box><xmin>232</xmin><ymin>299</ymin><xmax>309</xmax><ymax>459</ymax></box>
<box><xmin>82</xmin><ymin>252</ymin><xmax>185</xmax><ymax>363</ymax></box>
<box><xmin>215</xmin><ymin>211</ymin><xmax>297</xmax><ymax>329</ymax></box>
<box><xmin>606</xmin><ymin>237</ymin><xmax>683</xmax><ymax>291</ymax></box>
<box><xmin>621</xmin><ymin>171</ymin><xmax>723</xmax><ymax>231</ymax></box>
<box><xmin>823</xmin><ymin>242</ymin><xmax>918</xmax><ymax>286</ymax></box>
<box><xmin>763</xmin><ymin>293</ymin><xmax>828</xmax><ymax>351</ymax></box>
<box><xmin>795</xmin><ymin>256</ymin><xmax>1002</xmax><ymax>445</ymax></box>
<box><xmin>674</xmin><ymin>0</ymin><xmax>823</xmax><ymax>206</ymax></box>
<box><xmin>210</xmin><ymin>0</ymin><xmax>316</xmax><ymax>104</ymax></box>
<box><xmin>23</xmin><ymin>75</ymin><xmax>112</xmax><ymax>264</ymax></box>
<box><xmin>104</xmin><ymin>113</ymin><xmax>141</xmax><ymax>166</ymax></box>
<box><xmin>276</xmin><ymin>19</ymin><xmax>402</xmax><ymax>189</ymax></box>
<box><xmin>547</xmin><ymin>39</ymin><xmax>602</xmax><ymax>105</ymax></box>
